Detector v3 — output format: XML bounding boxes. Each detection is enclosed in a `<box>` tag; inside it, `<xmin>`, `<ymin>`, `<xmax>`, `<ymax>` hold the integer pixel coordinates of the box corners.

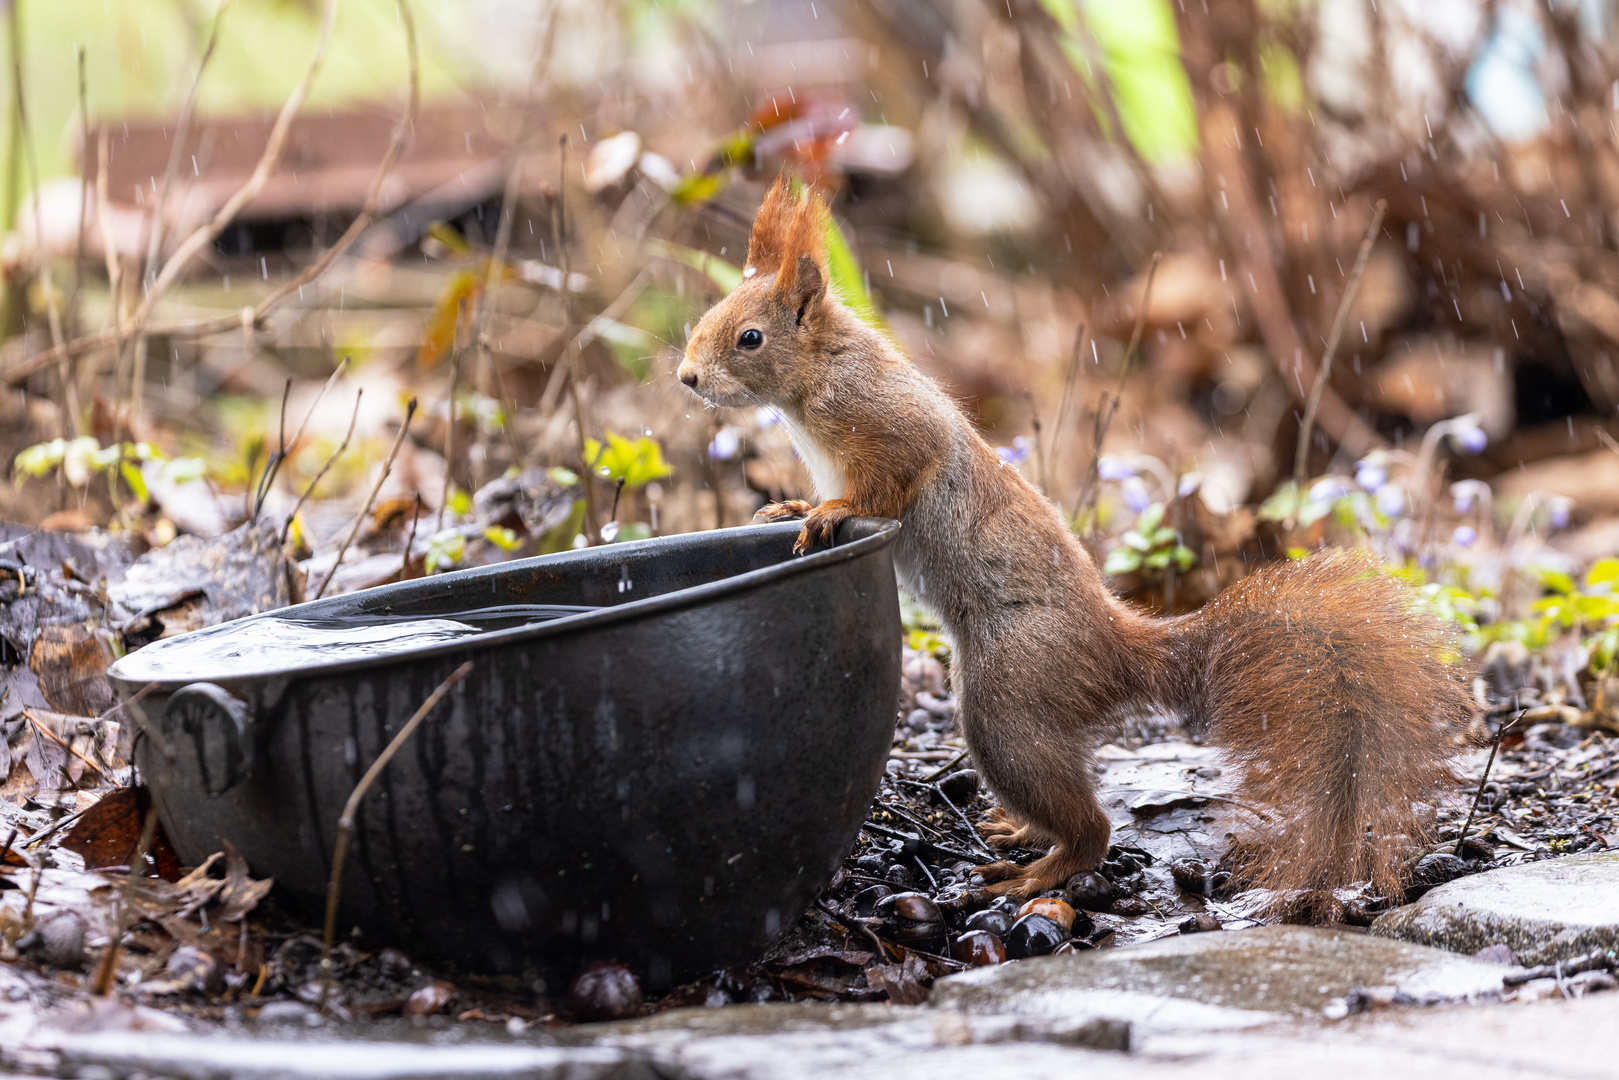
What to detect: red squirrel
<box><xmin>676</xmin><ymin>179</ymin><xmax>1472</xmax><ymax>903</ymax></box>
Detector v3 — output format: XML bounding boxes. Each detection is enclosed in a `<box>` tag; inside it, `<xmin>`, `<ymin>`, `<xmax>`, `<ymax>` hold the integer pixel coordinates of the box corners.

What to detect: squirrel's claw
<box><xmin>792</xmin><ymin>500</ymin><xmax>853</xmax><ymax>555</ymax></box>
<box><xmin>753</xmin><ymin>499</ymin><xmax>813</xmax><ymax>524</ymax></box>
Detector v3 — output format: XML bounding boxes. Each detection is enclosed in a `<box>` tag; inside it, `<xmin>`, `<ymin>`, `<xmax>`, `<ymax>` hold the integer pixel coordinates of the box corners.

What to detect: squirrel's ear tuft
<box><xmin>745</xmin><ymin>176</ymin><xmax>797</xmax><ymax>277</ymax></box>
<box><xmin>773</xmin><ymin>191</ymin><xmax>829</xmax><ymax>317</ymax></box>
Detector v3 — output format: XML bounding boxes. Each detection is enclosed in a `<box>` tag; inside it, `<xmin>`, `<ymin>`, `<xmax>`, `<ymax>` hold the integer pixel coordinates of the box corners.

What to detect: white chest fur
<box><xmin>780</xmin><ymin>414</ymin><xmax>847</xmax><ymax>500</ymax></box>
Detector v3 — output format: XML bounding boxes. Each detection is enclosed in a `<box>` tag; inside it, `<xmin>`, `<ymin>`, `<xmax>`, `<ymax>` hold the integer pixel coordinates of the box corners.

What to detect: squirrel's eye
<box><xmin>738</xmin><ymin>329</ymin><xmax>764</xmax><ymax>350</ymax></box>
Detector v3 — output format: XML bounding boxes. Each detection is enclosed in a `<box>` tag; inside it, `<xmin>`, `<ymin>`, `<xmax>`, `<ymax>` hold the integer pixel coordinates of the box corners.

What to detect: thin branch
<box><xmin>1455</xmin><ymin>711</ymin><xmax>1521</xmax><ymax>858</ymax></box>
<box><xmin>313</xmin><ymin>398</ymin><xmax>418</xmax><ymax>600</ymax></box>
<box><xmin>1045</xmin><ymin>322</ymin><xmax>1086</xmax><ymax>492</ymax></box>
<box><xmin>142</xmin><ymin>11</ymin><xmax>224</xmax><ymax>291</ymax></box>
<box><xmin>10</xmin><ymin>0</ymin><xmax>70</xmax><ymax>430</ymax></box>
<box><xmin>69</xmin><ymin>46</ymin><xmax>88</xmax><ymax>338</ymax></box>
<box><xmin>1293</xmin><ymin>199</ymin><xmax>1388</xmax><ymax>493</ymax></box>
<box><xmin>320</xmin><ymin>660</ymin><xmax>472</xmax><ymax>1011</ymax></box>
<box><xmin>1076</xmin><ymin>254</ymin><xmax>1161</xmax><ymax>523</ymax></box>
<box><xmin>282</xmin><ymin>387</ymin><xmax>363</xmax><ymax>544</ymax></box>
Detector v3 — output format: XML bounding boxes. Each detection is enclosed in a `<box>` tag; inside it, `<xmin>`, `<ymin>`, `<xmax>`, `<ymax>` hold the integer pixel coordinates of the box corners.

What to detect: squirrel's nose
<box><xmin>680</xmin><ymin>370</ymin><xmax>698</xmax><ymax>388</ymax></box>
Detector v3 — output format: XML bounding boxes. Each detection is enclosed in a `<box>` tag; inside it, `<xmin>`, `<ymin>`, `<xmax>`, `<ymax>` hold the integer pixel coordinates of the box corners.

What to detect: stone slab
<box><xmin>1372</xmin><ymin>850</ymin><xmax>1619</xmax><ymax>966</ymax></box>
<box><xmin>932</xmin><ymin>924</ymin><xmax>1509</xmax><ymax>1023</ymax></box>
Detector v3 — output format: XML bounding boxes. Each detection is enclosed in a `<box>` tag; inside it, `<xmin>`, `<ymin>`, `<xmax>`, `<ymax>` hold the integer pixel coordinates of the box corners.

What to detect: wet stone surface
<box><xmin>931</xmin><ymin>924</ymin><xmax>1511</xmax><ymax>1026</ymax></box>
<box><xmin>1371</xmin><ymin>850</ymin><xmax>1619</xmax><ymax>966</ymax></box>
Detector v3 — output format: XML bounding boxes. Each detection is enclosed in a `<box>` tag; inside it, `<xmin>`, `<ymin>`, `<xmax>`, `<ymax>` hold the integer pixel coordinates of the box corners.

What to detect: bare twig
<box><xmin>1455</xmin><ymin>711</ymin><xmax>1521</xmax><ymax>858</ymax></box>
<box><xmin>438</xmin><ymin>299</ymin><xmax>467</xmax><ymax>536</ymax></box>
<box><xmin>1293</xmin><ymin>199</ymin><xmax>1388</xmax><ymax>494</ymax></box>
<box><xmin>142</xmin><ymin>12</ymin><xmax>223</xmax><ymax>292</ymax></box>
<box><xmin>538</xmin><ymin>269</ymin><xmax>653</xmax><ymax>420</ymax></box>
<box><xmin>320</xmin><ymin>660</ymin><xmax>472</xmax><ymax>1010</ymax></box>
<box><xmin>252</xmin><ymin>377</ymin><xmax>294</xmax><ymax>520</ymax></box>
<box><xmin>282</xmin><ymin>387</ymin><xmax>363</xmax><ymax>544</ymax></box>
<box><xmin>9</xmin><ymin>1</ymin><xmax>70</xmax><ymax>429</ymax></box>
<box><xmin>22</xmin><ymin>710</ymin><xmax>106</xmax><ymax>784</ymax></box>
<box><xmin>1045</xmin><ymin>323</ymin><xmax>1087</xmax><ymax>498</ymax></box>
<box><xmin>93</xmin><ymin>694</ymin><xmax>176</xmax><ymax>996</ymax></box>
<box><xmin>400</xmin><ymin>492</ymin><xmax>422</xmax><ymax>581</ymax></box>
<box><xmin>1075</xmin><ymin>255</ymin><xmax>1161</xmax><ymax>523</ymax></box>
<box><xmin>313</xmin><ymin>398</ymin><xmax>418</xmax><ymax>600</ymax></box>
<box><xmin>69</xmin><ymin>46</ymin><xmax>89</xmax><ymax>337</ymax></box>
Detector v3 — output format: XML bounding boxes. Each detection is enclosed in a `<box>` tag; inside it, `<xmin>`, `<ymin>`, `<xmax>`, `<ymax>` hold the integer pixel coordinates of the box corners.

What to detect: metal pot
<box><xmin>107</xmin><ymin>517</ymin><xmax>902</xmax><ymax>989</ymax></box>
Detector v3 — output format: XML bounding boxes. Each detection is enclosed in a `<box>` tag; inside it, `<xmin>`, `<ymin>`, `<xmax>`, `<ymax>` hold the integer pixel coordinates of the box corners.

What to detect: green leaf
<box><xmin>1149</xmin><ymin>526</ymin><xmax>1178</xmax><ymax>548</ymax></box>
<box><xmin>1144</xmin><ymin>549</ymin><xmax>1172</xmax><ymax>570</ymax></box>
<box><xmin>614</xmin><ymin>522</ymin><xmax>652</xmax><ymax>543</ymax></box>
<box><xmin>1135</xmin><ymin>502</ymin><xmax>1165</xmax><ymax>534</ymax></box>
<box><xmin>586</xmin><ymin>431</ymin><xmax>672</xmax><ymax>490</ymax></box>
<box><xmin>13</xmin><ymin>438</ymin><xmax>67</xmax><ymax>483</ymax></box>
<box><xmin>482</xmin><ymin>525</ymin><xmax>522</xmax><ymax>551</ymax></box>
<box><xmin>1121</xmin><ymin>529</ymin><xmax>1152</xmax><ymax>552</ymax></box>
<box><xmin>1539</xmin><ymin>569</ymin><xmax>1577</xmax><ymax>597</ymax></box>
<box><xmin>1586</xmin><ymin>557</ymin><xmax>1619</xmax><ymax>587</ymax></box>
<box><xmin>644</xmin><ymin>238</ymin><xmax>744</xmax><ymax>294</ymax></box>
<box><xmin>157</xmin><ymin>457</ymin><xmax>207</xmax><ymax>485</ymax></box>
<box><xmin>671</xmin><ymin>171</ymin><xmax>726</xmax><ymax>206</ymax></box>
<box><xmin>1103</xmin><ymin>547</ymin><xmax>1142</xmax><ymax>575</ymax></box>
<box><xmin>1171</xmin><ymin>544</ymin><xmax>1196</xmax><ymax>571</ymax></box>
<box><xmin>425</xmin><ymin>531</ymin><xmax>466</xmax><ymax>575</ymax></box>
<box><xmin>1258</xmin><ymin>482</ymin><xmax>1299</xmax><ymax>522</ymax></box>
<box><xmin>119</xmin><ymin>461</ymin><xmax>149</xmax><ymax>505</ymax></box>
<box><xmin>821</xmin><ymin>212</ymin><xmax>886</xmax><ymax>332</ymax></box>
<box><xmin>547</xmin><ymin>466</ymin><xmax>580</xmax><ymax>488</ymax></box>
<box><xmin>448</xmin><ymin>486</ymin><xmax>473</xmax><ymax>517</ymax></box>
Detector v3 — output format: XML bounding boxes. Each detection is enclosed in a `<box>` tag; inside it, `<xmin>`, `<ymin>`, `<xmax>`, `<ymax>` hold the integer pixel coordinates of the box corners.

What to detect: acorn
<box><xmin>951</xmin><ymin>930</ymin><xmax>1006</xmax><ymax>966</ymax></box>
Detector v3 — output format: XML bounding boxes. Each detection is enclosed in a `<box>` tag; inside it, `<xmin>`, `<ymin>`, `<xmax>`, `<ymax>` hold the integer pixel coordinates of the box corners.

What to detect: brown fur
<box><xmin>677</xmin><ymin>180</ymin><xmax>1472</xmax><ymax>906</ymax></box>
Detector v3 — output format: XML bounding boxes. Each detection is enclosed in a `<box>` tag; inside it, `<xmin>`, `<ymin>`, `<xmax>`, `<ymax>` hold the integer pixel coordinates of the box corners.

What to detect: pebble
<box><xmin>403</xmin><ymin>980</ymin><xmax>457</xmax><ymax>1018</ymax></box>
<box><xmin>963</xmin><ymin>908</ymin><xmax>1011</xmax><ymax>937</ymax></box>
<box><xmin>1110</xmin><ymin>896</ymin><xmax>1150</xmax><ymax>917</ymax></box>
<box><xmin>376</xmin><ymin>947</ymin><xmax>413</xmax><ymax>980</ymax></box>
<box><xmin>854</xmin><ymin>854</ymin><xmax>887</xmax><ymax>876</ymax></box>
<box><xmin>915</xmin><ymin>691</ymin><xmax>956</xmax><ymax>720</ymax></box>
<box><xmin>1004</xmin><ymin>913</ymin><xmax>1067</xmax><ymax>959</ymax></box>
<box><xmin>567</xmin><ymin>961</ymin><xmax>643</xmax><ymax>1022</ymax></box>
<box><xmin>1016</xmin><ymin>897</ymin><xmax>1078</xmax><ymax>934</ymax></box>
<box><xmin>879</xmin><ymin>892</ymin><xmax>946</xmax><ymax>946</ymax></box>
<box><xmin>1169</xmin><ymin>858</ymin><xmax>1230</xmax><ymax>896</ymax></box>
<box><xmin>937</xmin><ymin>769</ymin><xmax>979</xmax><ymax>805</ymax></box>
<box><xmin>165</xmin><ymin>945</ymin><xmax>224</xmax><ymax>994</ymax></box>
<box><xmin>885</xmin><ymin>864</ymin><xmax>913</xmax><ymax>887</ymax></box>
<box><xmin>16</xmin><ymin>913</ymin><xmax>86</xmax><ymax>972</ymax></box>
<box><xmin>951</xmin><ymin>930</ymin><xmax>1006</xmax><ymax>966</ymax></box>
<box><xmin>904</xmin><ymin>709</ymin><xmax>933</xmax><ymax>733</ymax></box>
<box><xmin>1063</xmin><ymin>871</ymin><xmax>1114</xmax><ymax>912</ymax></box>
<box><xmin>1178</xmin><ymin>913</ymin><xmax>1222</xmax><ymax>934</ymax></box>
<box><xmin>853</xmin><ymin>885</ymin><xmax>891</xmax><ymax>917</ymax></box>
<box><xmin>1405</xmin><ymin>852</ymin><xmax>1470</xmax><ymax>900</ymax></box>
<box><xmin>903</xmin><ymin>652</ymin><xmax>947</xmax><ymax>697</ymax></box>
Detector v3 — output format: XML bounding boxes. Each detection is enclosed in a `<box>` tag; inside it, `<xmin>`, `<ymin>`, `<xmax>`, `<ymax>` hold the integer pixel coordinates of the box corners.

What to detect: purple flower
<box><xmin>996</xmin><ymin>436</ymin><xmax>1033</xmax><ymax>465</ymax></box>
<box><xmin>708</xmin><ymin>427</ymin><xmax>741</xmax><ymax>460</ymax></box>
<box><xmin>1448</xmin><ymin>420</ymin><xmax>1488</xmax><ymax>455</ymax></box>
<box><xmin>1377</xmin><ymin>484</ymin><xmax>1407</xmax><ymax>517</ymax></box>
<box><xmin>1452</xmin><ymin>525</ymin><xmax>1478</xmax><ymax>547</ymax></box>
<box><xmin>1453</xmin><ymin>488</ymin><xmax>1475</xmax><ymax>514</ymax></box>
<box><xmin>1309</xmin><ymin>476</ymin><xmax>1352</xmax><ymax>504</ymax></box>
<box><xmin>1548</xmin><ymin>497</ymin><xmax>1572</xmax><ymax>529</ymax></box>
<box><xmin>754</xmin><ymin>407</ymin><xmax>782</xmax><ymax>429</ymax></box>
<box><xmin>1355</xmin><ymin>458</ymin><xmax>1388</xmax><ymax>491</ymax></box>
<box><xmin>1097</xmin><ymin>455</ymin><xmax>1135</xmax><ymax>481</ymax></box>
<box><xmin>1122</xmin><ymin>477</ymin><xmax>1152</xmax><ymax>512</ymax></box>
<box><xmin>1177</xmin><ymin>473</ymin><xmax>1201</xmax><ymax>498</ymax></box>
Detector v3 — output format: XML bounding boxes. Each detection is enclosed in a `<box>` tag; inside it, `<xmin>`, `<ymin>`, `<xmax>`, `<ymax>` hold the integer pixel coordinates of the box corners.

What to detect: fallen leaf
<box><xmin>61</xmin><ymin>787</ymin><xmax>182</xmax><ymax>880</ymax></box>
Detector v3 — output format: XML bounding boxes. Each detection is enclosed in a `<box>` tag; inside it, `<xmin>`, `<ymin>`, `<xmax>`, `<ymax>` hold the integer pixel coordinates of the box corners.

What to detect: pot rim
<box><xmin>107</xmin><ymin>516</ymin><xmax>902</xmax><ymax>689</ymax></box>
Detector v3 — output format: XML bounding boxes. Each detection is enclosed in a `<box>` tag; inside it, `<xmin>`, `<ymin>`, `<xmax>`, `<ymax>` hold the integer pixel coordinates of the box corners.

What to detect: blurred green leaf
<box><xmin>482</xmin><ymin>525</ymin><xmax>522</xmax><ymax>551</ymax></box>
<box><xmin>119</xmin><ymin>462</ymin><xmax>148</xmax><ymax>505</ymax></box>
<box><xmin>584</xmin><ymin>431</ymin><xmax>672</xmax><ymax>490</ymax></box>
<box><xmin>425</xmin><ymin>530</ymin><xmax>466</xmax><ymax>574</ymax></box>
<box><xmin>645</xmin><ymin>238</ymin><xmax>744</xmax><ymax>294</ymax></box>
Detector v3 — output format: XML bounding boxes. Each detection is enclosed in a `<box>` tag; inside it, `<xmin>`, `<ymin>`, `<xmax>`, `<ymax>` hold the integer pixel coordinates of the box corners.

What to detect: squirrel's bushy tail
<box><xmin>1179</xmin><ymin>551</ymin><xmax>1472</xmax><ymax>900</ymax></box>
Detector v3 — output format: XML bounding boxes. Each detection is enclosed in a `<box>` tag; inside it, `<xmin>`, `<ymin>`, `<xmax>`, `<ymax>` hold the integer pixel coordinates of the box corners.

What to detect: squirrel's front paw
<box><xmin>792</xmin><ymin>500</ymin><xmax>853</xmax><ymax>555</ymax></box>
<box><xmin>753</xmin><ymin>499</ymin><xmax>813</xmax><ymax>524</ymax></box>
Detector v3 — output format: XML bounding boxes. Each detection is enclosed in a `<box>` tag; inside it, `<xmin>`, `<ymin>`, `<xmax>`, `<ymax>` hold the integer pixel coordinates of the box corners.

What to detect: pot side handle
<box><xmin>167</xmin><ymin>682</ymin><xmax>256</xmax><ymax>795</ymax></box>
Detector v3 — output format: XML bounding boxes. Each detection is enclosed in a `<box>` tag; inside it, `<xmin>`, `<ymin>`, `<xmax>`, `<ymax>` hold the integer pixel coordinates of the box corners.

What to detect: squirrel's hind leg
<box><xmin>977</xmin><ymin>806</ymin><xmax>1053</xmax><ymax>851</ymax></box>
